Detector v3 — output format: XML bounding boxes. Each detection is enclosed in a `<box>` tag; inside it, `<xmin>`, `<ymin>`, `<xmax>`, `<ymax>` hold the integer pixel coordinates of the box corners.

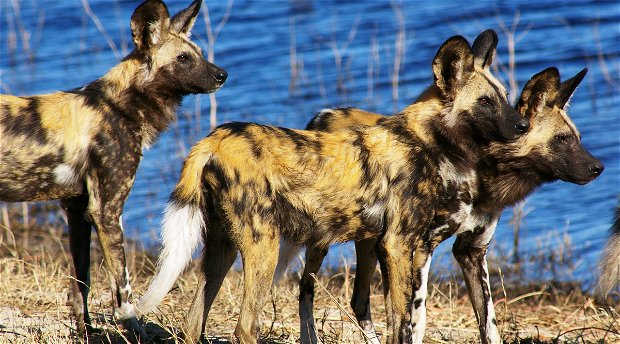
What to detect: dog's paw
<box><xmin>114</xmin><ymin>302</ymin><xmax>137</xmax><ymax>320</ymax></box>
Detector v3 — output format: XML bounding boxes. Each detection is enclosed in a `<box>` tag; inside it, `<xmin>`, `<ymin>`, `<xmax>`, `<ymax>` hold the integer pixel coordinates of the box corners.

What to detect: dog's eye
<box><xmin>478</xmin><ymin>97</ymin><xmax>492</xmax><ymax>106</ymax></box>
<box><xmin>177</xmin><ymin>52</ymin><xmax>190</xmax><ymax>62</ymax></box>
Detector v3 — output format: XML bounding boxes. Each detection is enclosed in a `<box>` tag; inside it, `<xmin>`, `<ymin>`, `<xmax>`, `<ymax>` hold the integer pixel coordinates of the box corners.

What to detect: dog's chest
<box><xmin>435</xmin><ymin>160</ymin><xmax>479</xmax><ymax>235</ymax></box>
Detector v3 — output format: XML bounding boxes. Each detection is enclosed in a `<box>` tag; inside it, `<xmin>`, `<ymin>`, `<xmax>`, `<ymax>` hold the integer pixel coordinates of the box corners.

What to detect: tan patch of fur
<box><xmin>513</xmin><ymin>105</ymin><xmax>577</xmax><ymax>157</ymax></box>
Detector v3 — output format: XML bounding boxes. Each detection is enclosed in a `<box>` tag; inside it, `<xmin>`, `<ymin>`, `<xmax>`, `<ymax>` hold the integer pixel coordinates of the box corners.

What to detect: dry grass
<box><xmin>0</xmin><ymin>211</ymin><xmax>618</xmax><ymax>344</ymax></box>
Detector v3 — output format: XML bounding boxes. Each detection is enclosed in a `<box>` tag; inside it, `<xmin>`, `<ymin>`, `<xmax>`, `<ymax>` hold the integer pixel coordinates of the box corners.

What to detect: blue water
<box><xmin>1</xmin><ymin>0</ymin><xmax>618</xmax><ymax>287</ymax></box>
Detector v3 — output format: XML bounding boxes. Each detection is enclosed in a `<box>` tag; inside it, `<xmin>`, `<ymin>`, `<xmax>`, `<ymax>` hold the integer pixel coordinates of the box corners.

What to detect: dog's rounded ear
<box><xmin>516</xmin><ymin>67</ymin><xmax>560</xmax><ymax>119</ymax></box>
<box><xmin>171</xmin><ymin>0</ymin><xmax>201</xmax><ymax>36</ymax></box>
<box><xmin>432</xmin><ymin>36</ymin><xmax>475</xmax><ymax>100</ymax></box>
<box><xmin>472</xmin><ymin>29</ymin><xmax>498</xmax><ymax>70</ymax></box>
<box><xmin>131</xmin><ymin>0</ymin><xmax>171</xmax><ymax>52</ymax></box>
<box><xmin>556</xmin><ymin>68</ymin><xmax>587</xmax><ymax>110</ymax></box>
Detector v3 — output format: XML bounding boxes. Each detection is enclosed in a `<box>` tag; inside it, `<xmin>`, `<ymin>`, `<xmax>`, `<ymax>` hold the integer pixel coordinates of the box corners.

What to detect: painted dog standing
<box><xmin>0</xmin><ymin>0</ymin><xmax>226</xmax><ymax>338</ymax></box>
<box><xmin>130</xmin><ymin>33</ymin><xmax>530</xmax><ymax>343</ymax></box>
<box><xmin>279</xmin><ymin>67</ymin><xmax>604</xmax><ymax>344</ymax></box>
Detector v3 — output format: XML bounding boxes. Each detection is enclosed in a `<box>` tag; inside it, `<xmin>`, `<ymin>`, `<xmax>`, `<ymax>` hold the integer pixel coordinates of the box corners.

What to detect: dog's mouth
<box><xmin>561</xmin><ymin>175</ymin><xmax>598</xmax><ymax>185</ymax></box>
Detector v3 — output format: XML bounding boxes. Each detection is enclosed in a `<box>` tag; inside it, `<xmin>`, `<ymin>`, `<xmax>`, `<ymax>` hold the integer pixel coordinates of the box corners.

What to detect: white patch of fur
<box><xmin>482</xmin><ymin>256</ymin><xmax>502</xmax><ymax>343</ymax></box>
<box><xmin>442</xmin><ymin>107</ymin><xmax>459</xmax><ymax>129</ymax></box>
<box><xmin>483</xmin><ymin>70</ymin><xmax>508</xmax><ymax>101</ymax></box>
<box><xmin>362</xmin><ymin>202</ymin><xmax>385</xmax><ymax>225</ymax></box>
<box><xmin>451</xmin><ymin>202</ymin><xmax>474</xmax><ymax>232</ymax></box>
<box><xmin>455</xmin><ymin>211</ymin><xmax>490</xmax><ymax>236</ymax></box>
<box><xmin>310</xmin><ymin>109</ymin><xmax>335</xmax><ymax>128</ymax></box>
<box><xmin>597</xmin><ymin>231</ymin><xmax>620</xmax><ymax>297</ymax></box>
<box><xmin>134</xmin><ymin>203</ymin><xmax>204</xmax><ymax>316</ymax></box>
<box><xmin>148</xmin><ymin>22</ymin><xmax>162</xmax><ymax>46</ymax></box>
<box><xmin>53</xmin><ymin>164</ymin><xmax>78</xmax><ymax>185</ymax></box>
<box><xmin>411</xmin><ymin>254</ymin><xmax>432</xmax><ymax>343</ymax></box>
<box><xmin>535</xmin><ymin>93</ymin><xmax>547</xmax><ymax>116</ymax></box>
<box><xmin>114</xmin><ymin>301</ymin><xmax>136</xmax><ymax>320</ymax></box>
<box><xmin>559</xmin><ymin>109</ymin><xmax>580</xmax><ymax>140</ymax></box>
<box><xmin>273</xmin><ymin>240</ymin><xmax>302</xmax><ymax>285</ymax></box>
<box><xmin>438</xmin><ymin>159</ymin><xmax>476</xmax><ymax>187</ymax></box>
<box><xmin>120</xmin><ymin>267</ymin><xmax>131</xmax><ymax>295</ymax></box>
<box><xmin>473</xmin><ymin>217</ymin><xmax>499</xmax><ymax>247</ymax></box>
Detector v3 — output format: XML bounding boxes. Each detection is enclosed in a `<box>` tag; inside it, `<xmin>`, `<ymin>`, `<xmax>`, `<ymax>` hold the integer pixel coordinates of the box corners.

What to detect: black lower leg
<box><xmin>62</xmin><ymin>194</ymin><xmax>93</xmax><ymax>334</ymax></box>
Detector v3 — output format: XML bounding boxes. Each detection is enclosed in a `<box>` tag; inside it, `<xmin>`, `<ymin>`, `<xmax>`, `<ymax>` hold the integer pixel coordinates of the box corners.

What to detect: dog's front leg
<box><xmin>452</xmin><ymin>217</ymin><xmax>501</xmax><ymax>344</ymax></box>
<box><xmin>410</xmin><ymin>246</ymin><xmax>433</xmax><ymax>344</ymax></box>
<box><xmin>84</xmin><ymin>160</ymin><xmax>144</xmax><ymax>340</ymax></box>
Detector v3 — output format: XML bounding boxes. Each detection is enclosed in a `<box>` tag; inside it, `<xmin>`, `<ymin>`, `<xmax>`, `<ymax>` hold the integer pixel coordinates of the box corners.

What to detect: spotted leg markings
<box><xmin>115</xmin><ymin>267</ymin><xmax>137</xmax><ymax>319</ymax></box>
<box><xmin>482</xmin><ymin>255</ymin><xmax>501</xmax><ymax>343</ymax></box>
<box><xmin>474</xmin><ymin>218</ymin><xmax>501</xmax><ymax>343</ymax></box>
<box><xmin>411</xmin><ymin>254</ymin><xmax>432</xmax><ymax>343</ymax></box>
<box><xmin>119</xmin><ymin>267</ymin><xmax>132</xmax><ymax>295</ymax></box>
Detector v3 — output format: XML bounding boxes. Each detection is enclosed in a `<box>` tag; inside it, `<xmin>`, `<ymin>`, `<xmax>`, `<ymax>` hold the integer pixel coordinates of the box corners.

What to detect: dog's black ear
<box><xmin>472</xmin><ymin>29</ymin><xmax>498</xmax><ymax>70</ymax></box>
<box><xmin>131</xmin><ymin>0</ymin><xmax>171</xmax><ymax>52</ymax></box>
<box><xmin>171</xmin><ymin>0</ymin><xmax>201</xmax><ymax>36</ymax></box>
<box><xmin>556</xmin><ymin>68</ymin><xmax>587</xmax><ymax>110</ymax></box>
<box><xmin>516</xmin><ymin>67</ymin><xmax>560</xmax><ymax>119</ymax></box>
<box><xmin>432</xmin><ymin>35</ymin><xmax>475</xmax><ymax>99</ymax></box>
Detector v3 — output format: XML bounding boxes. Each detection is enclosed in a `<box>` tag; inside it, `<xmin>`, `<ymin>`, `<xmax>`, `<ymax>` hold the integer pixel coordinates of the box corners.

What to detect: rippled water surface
<box><xmin>1</xmin><ymin>0</ymin><xmax>618</xmax><ymax>285</ymax></box>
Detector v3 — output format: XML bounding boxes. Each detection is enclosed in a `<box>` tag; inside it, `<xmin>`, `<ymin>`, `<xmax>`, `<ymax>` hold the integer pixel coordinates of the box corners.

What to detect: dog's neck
<box><xmin>79</xmin><ymin>52</ymin><xmax>184</xmax><ymax>148</ymax></box>
<box><xmin>475</xmin><ymin>144</ymin><xmax>550</xmax><ymax>211</ymax></box>
<box><xmin>402</xmin><ymin>86</ymin><xmax>480</xmax><ymax>175</ymax></box>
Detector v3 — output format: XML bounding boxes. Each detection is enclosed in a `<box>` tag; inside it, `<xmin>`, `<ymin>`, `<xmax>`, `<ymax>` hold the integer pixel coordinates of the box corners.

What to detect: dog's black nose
<box><xmin>515</xmin><ymin>120</ymin><xmax>529</xmax><ymax>134</ymax></box>
<box><xmin>590</xmin><ymin>162</ymin><xmax>604</xmax><ymax>176</ymax></box>
<box><xmin>215</xmin><ymin>71</ymin><xmax>227</xmax><ymax>83</ymax></box>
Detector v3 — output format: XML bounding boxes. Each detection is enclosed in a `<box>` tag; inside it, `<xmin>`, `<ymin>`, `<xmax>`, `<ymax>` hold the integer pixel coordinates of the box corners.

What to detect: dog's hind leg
<box><xmin>234</xmin><ymin>225</ymin><xmax>279</xmax><ymax>344</ymax></box>
<box><xmin>351</xmin><ymin>238</ymin><xmax>380</xmax><ymax>344</ymax></box>
<box><xmin>299</xmin><ymin>246</ymin><xmax>328</xmax><ymax>344</ymax></box>
<box><xmin>61</xmin><ymin>193</ymin><xmax>93</xmax><ymax>337</ymax></box>
<box><xmin>185</xmin><ymin>222</ymin><xmax>237</xmax><ymax>343</ymax></box>
<box><xmin>452</xmin><ymin>218</ymin><xmax>501</xmax><ymax>344</ymax></box>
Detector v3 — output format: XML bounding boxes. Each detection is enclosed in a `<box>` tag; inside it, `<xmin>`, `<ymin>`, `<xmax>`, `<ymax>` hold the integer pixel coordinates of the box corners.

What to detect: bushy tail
<box><xmin>130</xmin><ymin>146</ymin><xmax>213</xmax><ymax>317</ymax></box>
<box><xmin>597</xmin><ymin>206</ymin><xmax>620</xmax><ymax>298</ymax></box>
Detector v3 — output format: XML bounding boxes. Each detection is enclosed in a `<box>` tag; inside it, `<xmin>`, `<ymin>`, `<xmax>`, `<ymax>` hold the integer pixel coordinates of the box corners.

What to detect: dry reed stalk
<box><xmin>390</xmin><ymin>3</ymin><xmax>406</xmax><ymax>113</ymax></box>
<box><xmin>81</xmin><ymin>0</ymin><xmax>121</xmax><ymax>60</ymax></box>
<box><xmin>201</xmin><ymin>0</ymin><xmax>233</xmax><ymax>132</ymax></box>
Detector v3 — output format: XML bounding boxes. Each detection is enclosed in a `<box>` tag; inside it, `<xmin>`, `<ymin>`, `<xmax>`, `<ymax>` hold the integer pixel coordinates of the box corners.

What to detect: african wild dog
<box><xmin>128</xmin><ymin>33</ymin><xmax>528</xmax><ymax>343</ymax></box>
<box><xmin>0</xmin><ymin>0</ymin><xmax>226</xmax><ymax>337</ymax></box>
<box><xmin>597</xmin><ymin>205</ymin><xmax>620</xmax><ymax>299</ymax></box>
<box><xmin>278</xmin><ymin>66</ymin><xmax>604</xmax><ymax>344</ymax></box>
<box><xmin>272</xmin><ymin>28</ymin><xmax>504</xmax><ymax>344</ymax></box>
